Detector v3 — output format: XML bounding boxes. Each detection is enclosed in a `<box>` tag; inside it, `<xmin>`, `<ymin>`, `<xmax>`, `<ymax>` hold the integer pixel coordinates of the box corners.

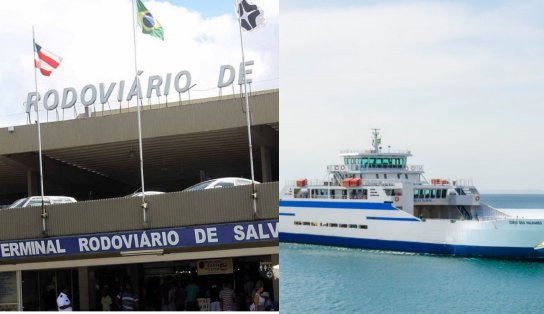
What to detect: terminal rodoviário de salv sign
<box><xmin>0</xmin><ymin>220</ymin><xmax>277</xmax><ymax>260</ymax></box>
<box><xmin>25</xmin><ymin>61</ymin><xmax>255</xmax><ymax>114</ymax></box>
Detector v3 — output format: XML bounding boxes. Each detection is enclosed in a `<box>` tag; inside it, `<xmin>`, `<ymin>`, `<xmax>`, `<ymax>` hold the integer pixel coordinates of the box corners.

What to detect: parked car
<box><xmin>183</xmin><ymin>177</ymin><xmax>258</xmax><ymax>192</ymax></box>
<box><xmin>7</xmin><ymin>196</ymin><xmax>77</xmax><ymax>208</ymax></box>
<box><xmin>126</xmin><ymin>191</ymin><xmax>165</xmax><ymax>197</ymax></box>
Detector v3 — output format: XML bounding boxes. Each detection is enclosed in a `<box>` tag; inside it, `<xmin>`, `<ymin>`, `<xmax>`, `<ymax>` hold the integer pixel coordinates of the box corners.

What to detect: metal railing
<box><xmin>327</xmin><ymin>164</ymin><xmax>424</xmax><ymax>172</ymax></box>
<box><xmin>0</xmin><ymin>182</ymin><xmax>278</xmax><ymax>241</ymax></box>
<box><xmin>339</xmin><ymin>149</ymin><xmax>411</xmax><ymax>155</ymax></box>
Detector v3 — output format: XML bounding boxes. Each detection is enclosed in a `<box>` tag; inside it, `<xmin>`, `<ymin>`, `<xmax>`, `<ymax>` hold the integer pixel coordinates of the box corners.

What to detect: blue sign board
<box><xmin>0</xmin><ymin>220</ymin><xmax>278</xmax><ymax>260</ymax></box>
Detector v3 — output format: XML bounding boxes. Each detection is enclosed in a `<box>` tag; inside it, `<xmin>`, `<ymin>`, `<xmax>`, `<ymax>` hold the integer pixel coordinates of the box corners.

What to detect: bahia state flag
<box><xmin>34</xmin><ymin>42</ymin><xmax>62</xmax><ymax>76</ymax></box>
<box><xmin>235</xmin><ymin>0</ymin><xmax>265</xmax><ymax>32</ymax></box>
<box><xmin>136</xmin><ymin>0</ymin><xmax>164</xmax><ymax>40</ymax></box>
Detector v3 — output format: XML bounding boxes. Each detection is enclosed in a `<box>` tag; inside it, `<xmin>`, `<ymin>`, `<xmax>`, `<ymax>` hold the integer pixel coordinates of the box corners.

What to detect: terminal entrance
<box><xmin>88</xmin><ymin>256</ymin><xmax>275</xmax><ymax>311</ymax></box>
<box><xmin>21</xmin><ymin>268</ymin><xmax>79</xmax><ymax>311</ymax></box>
<box><xmin>15</xmin><ymin>253</ymin><xmax>277</xmax><ymax>311</ymax></box>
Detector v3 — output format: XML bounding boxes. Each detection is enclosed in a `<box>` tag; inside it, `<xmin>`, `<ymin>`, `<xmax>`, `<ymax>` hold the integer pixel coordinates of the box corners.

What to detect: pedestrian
<box><xmin>185</xmin><ymin>279</ymin><xmax>200</xmax><ymax>311</ymax></box>
<box><xmin>209</xmin><ymin>284</ymin><xmax>220</xmax><ymax>311</ymax></box>
<box><xmin>174</xmin><ymin>283</ymin><xmax>186</xmax><ymax>311</ymax></box>
<box><xmin>243</xmin><ymin>275</ymin><xmax>254</xmax><ymax>310</ymax></box>
<box><xmin>116</xmin><ymin>283</ymin><xmax>139</xmax><ymax>311</ymax></box>
<box><xmin>251</xmin><ymin>281</ymin><xmax>265</xmax><ymax>311</ymax></box>
<box><xmin>262</xmin><ymin>291</ymin><xmax>274</xmax><ymax>311</ymax></box>
<box><xmin>219</xmin><ymin>282</ymin><xmax>236</xmax><ymax>311</ymax></box>
<box><xmin>100</xmin><ymin>287</ymin><xmax>112</xmax><ymax>311</ymax></box>
<box><xmin>57</xmin><ymin>287</ymin><xmax>73</xmax><ymax>311</ymax></box>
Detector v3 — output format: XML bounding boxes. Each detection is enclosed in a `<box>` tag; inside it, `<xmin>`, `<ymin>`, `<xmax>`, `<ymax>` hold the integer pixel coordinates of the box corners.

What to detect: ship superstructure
<box><xmin>279</xmin><ymin>130</ymin><xmax>544</xmax><ymax>258</ymax></box>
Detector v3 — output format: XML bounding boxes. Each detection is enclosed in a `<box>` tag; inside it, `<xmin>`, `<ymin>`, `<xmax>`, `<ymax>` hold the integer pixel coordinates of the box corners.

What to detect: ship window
<box><xmin>349</xmin><ymin>224</ymin><xmax>357</xmax><ymax>228</ymax></box>
<box><xmin>294</xmin><ymin>221</ymin><xmax>302</xmax><ymax>225</ymax></box>
<box><xmin>442</xmin><ymin>190</ymin><xmax>447</xmax><ymax>198</ymax></box>
<box><xmin>311</xmin><ymin>222</ymin><xmax>319</xmax><ymax>226</ymax></box>
<box><xmin>376</xmin><ymin>158</ymin><xmax>382</xmax><ymax>167</ymax></box>
<box><xmin>397</xmin><ymin>174</ymin><xmax>401</xmax><ymax>179</ymax></box>
<box><xmin>303</xmin><ymin>222</ymin><xmax>310</xmax><ymax>226</ymax></box>
<box><xmin>320</xmin><ymin>223</ymin><xmax>328</xmax><ymax>227</ymax></box>
<box><xmin>369</xmin><ymin>158</ymin><xmax>376</xmax><ymax>167</ymax></box>
<box><xmin>383</xmin><ymin>158</ymin><xmax>390</xmax><ymax>167</ymax></box>
<box><xmin>431</xmin><ymin>189</ymin><xmax>436</xmax><ymax>198</ymax></box>
<box><xmin>361</xmin><ymin>158</ymin><xmax>367</xmax><ymax>167</ymax></box>
<box><xmin>358</xmin><ymin>225</ymin><xmax>368</xmax><ymax>229</ymax></box>
<box><xmin>424</xmin><ymin>189</ymin><xmax>430</xmax><ymax>199</ymax></box>
<box><xmin>414</xmin><ymin>189</ymin><xmax>419</xmax><ymax>199</ymax></box>
<box><xmin>405</xmin><ymin>174</ymin><xmax>408</xmax><ymax>179</ymax></box>
<box><xmin>340</xmin><ymin>224</ymin><xmax>348</xmax><ymax>228</ymax></box>
<box><xmin>330</xmin><ymin>223</ymin><xmax>338</xmax><ymax>227</ymax></box>
<box><xmin>376</xmin><ymin>174</ymin><xmax>379</xmax><ymax>179</ymax></box>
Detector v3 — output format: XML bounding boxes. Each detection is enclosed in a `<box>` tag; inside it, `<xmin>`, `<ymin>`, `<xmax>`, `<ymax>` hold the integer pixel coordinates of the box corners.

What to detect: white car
<box><xmin>126</xmin><ymin>191</ymin><xmax>165</xmax><ymax>197</ymax></box>
<box><xmin>183</xmin><ymin>177</ymin><xmax>258</xmax><ymax>192</ymax></box>
<box><xmin>8</xmin><ymin>196</ymin><xmax>77</xmax><ymax>208</ymax></box>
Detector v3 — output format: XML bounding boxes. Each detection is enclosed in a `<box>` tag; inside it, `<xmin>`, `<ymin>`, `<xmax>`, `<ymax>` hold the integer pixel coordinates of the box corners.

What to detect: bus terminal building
<box><xmin>0</xmin><ymin>89</ymin><xmax>278</xmax><ymax>311</ymax></box>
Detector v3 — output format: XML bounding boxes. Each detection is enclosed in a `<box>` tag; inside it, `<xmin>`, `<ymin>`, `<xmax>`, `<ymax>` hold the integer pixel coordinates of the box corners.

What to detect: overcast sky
<box><xmin>280</xmin><ymin>0</ymin><xmax>544</xmax><ymax>192</ymax></box>
<box><xmin>0</xmin><ymin>0</ymin><xmax>278</xmax><ymax>126</ymax></box>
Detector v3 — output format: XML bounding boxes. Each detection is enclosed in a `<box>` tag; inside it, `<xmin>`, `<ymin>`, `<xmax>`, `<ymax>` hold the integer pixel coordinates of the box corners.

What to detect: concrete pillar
<box><xmin>271</xmin><ymin>254</ymin><xmax>279</xmax><ymax>306</ymax></box>
<box><xmin>78</xmin><ymin>267</ymin><xmax>90</xmax><ymax>311</ymax></box>
<box><xmin>260</xmin><ymin>146</ymin><xmax>272</xmax><ymax>182</ymax></box>
<box><xmin>88</xmin><ymin>268</ymin><xmax>96</xmax><ymax>311</ymax></box>
<box><xmin>26</xmin><ymin>170</ymin><xmax>39</xmax><ymax>197</ymax></box>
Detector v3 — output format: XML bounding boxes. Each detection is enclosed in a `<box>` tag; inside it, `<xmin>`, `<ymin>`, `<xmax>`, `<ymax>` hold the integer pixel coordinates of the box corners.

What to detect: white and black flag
<box><xmin>236</xmin><ymin>0</ymin><xmax>265</xmax><ymax>32</ymax></box>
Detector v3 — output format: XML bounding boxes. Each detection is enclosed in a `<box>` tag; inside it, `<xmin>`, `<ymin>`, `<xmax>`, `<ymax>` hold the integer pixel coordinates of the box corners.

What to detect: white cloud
<box><xmin>0</xmin><ymin>0</ymin><xmax>278</xmax><ymax>126</ymax></box>
<box><xmin>280</xmin><ymin>1</ymin><xmax>544</xmax><ymax>191</ymax></box>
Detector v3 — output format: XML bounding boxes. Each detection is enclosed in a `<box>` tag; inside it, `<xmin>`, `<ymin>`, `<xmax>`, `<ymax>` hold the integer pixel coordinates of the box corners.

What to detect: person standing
<box><xmin>219</xmin><ymin>282</ymin><xmax>236</xmax><ymax>311</ymax></box>
<box><xmin>252</xmin><ymin>281</ymin><xmax>265</xmax><ymax>311</ymax></box>
<box><xmin>209</xmin><ymin>284</ymin><xmax>220</xmax><ymax>311</ymax></box>
<box><xmin>100</xmin><ymin>288</ymin><xmax>112</xmax><ymax>311</ymax></box>
<box><xmin>116</xmin><ymin>283</ymin><xmax>139</xmax><ymax>311</ymax></box>
<box><xmin>57</xmin><ymin>287</ymin><xmax>73</xmax><ymax>311</ymax></box>
<box><xmin>184</xmin><ymin>280</ymin><xmax>200</xmax><ymax>311</ymax></box>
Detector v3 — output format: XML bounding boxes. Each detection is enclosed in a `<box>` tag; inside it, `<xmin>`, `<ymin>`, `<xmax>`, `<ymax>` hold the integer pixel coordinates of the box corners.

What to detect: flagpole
<box><xmin>32</xmin><ymin>26</ymin><xmax>47</xmax><ymax>235</ymax></box>
<box><xmin>237</xmin><ymin>16</ymin><xmax>258</xmax><ymax>217</ymax></box>
<box><xmin>131</xmin><ymin>0</ymin><xmax>148</xmax><ymax>224</ymax></box>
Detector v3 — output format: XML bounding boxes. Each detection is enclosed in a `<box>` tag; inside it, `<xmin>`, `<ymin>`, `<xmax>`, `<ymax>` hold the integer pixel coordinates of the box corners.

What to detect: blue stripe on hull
<box><xmin>366</xmin><ymin>216</ymin><xmax>419</xmax><ymax>222</ymax></box>
<box><xmin>280</xmin><ymin>232</ymin><xmax>544</xmax><ymax>259</ymax></box>
<box><xmin>279</xmin><ymin>200</ymin><xmax>396</xmax><ymax>210</ymax></box>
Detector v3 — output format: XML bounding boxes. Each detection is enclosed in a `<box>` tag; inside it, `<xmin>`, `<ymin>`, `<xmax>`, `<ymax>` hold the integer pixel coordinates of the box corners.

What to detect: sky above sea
<box><xmin>280</xmin><ymin>0</ymin><xmax>544</xmax><ymax>191</ymax></box>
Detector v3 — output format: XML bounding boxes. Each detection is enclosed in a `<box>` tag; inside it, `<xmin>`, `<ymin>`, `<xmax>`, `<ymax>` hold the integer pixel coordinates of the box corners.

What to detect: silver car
<box><xmin>183</xmin><ymin>177</ymin><xmax>258</xmax><ymax>192</ymax></box>
<box><xmin>8</xmin><ymin>196</ymin><xmax>77</xmax><ymax>208</ymax></box>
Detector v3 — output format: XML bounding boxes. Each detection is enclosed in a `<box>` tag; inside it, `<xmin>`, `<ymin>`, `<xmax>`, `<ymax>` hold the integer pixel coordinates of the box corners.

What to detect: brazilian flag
<box><xmin>136</xmin><ymin>0</ymin><xmax>164</xmax><ymax>40</ymax></box>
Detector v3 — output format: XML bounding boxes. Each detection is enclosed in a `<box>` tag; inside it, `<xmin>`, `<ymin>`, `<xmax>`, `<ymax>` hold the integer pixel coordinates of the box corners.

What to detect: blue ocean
<box><xmin>280</xmin><ymin>195</ymin><xmax>544</xmax><ymax>314</ymax></box>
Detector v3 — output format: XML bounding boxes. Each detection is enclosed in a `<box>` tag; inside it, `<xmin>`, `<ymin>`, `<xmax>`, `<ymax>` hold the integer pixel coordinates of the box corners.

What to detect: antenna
<box><xmin>371</xmin><ymin>128</ymin><xmax>381</xmax><ymax>153</ymax></box>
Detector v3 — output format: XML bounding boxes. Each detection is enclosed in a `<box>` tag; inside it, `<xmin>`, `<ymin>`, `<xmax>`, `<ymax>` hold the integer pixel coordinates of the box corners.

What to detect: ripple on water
<box><xmin>280</xmin><ymin>243</ymin><xmax>544</xmax><ymax>313</ymax></box>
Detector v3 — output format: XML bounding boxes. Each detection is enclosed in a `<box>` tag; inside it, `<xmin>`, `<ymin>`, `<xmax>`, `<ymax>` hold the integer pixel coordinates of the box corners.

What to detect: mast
<box><xmin>371</xmin><ymin>128</ymin><xmax>381</xmax><ymax>153</ymax></box>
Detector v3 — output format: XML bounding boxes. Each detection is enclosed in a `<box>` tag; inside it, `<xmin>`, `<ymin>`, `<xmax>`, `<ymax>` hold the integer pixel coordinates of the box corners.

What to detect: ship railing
<box><xmin>293</xmin><ymin>194</ymin><xmax>368</xmax><ymax>200</ymax></box>
<box><xmin>328</xmin><ymin>164</ymin><xmax>424</xmax><ymax>172</ymax></box>
<box><xmin>361</xmin><ymin>179</ymin><xmax>400</xmax><ymax>186</ymax></box>
<box><xmin>472</xmin><ymin>205</ymin><xmax>511</xmax><ymax>221</ymax></box>
<box><xmin>285</xmin><ymin>179</ymin><xmax>330</xmax><ymax>187</ymax></box>
<box><xmin>339</xmin><ymin>149</ymin><xmax>411</xmax><ymax>155</ymax></box>
<box><xmin>451</xmin><ymin>179</ymin><xmax>474</xmax><ymax>187</ymax></box>
<box><xmin>474</xmin><ymin>216</ymin><xmax>510</xmax><ymax>222</ymax></box>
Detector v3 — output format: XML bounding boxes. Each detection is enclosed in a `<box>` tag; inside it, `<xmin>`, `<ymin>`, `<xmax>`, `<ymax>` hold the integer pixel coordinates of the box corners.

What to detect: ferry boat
<box><xmin>279</xmin><ymin>129</ymin><xmax>544</xmax><ymax>259</ymax></box>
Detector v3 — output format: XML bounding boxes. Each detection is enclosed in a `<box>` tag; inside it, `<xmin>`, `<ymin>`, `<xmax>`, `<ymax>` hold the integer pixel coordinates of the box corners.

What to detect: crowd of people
<box><xmin>81</xmin><ymin>276</ymin><xmax>276</xmax><ymax>311</ymax></box>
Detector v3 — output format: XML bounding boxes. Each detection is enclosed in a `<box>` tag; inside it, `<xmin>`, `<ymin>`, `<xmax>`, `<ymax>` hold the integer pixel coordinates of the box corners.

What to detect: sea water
<box><xmin>280</xmin><ymin>195</ymin><xmax>544</xmax><ymax>313</ymax></box>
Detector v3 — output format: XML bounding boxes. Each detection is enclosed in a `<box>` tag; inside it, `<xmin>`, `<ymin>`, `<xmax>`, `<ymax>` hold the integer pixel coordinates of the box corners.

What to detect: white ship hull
<box><xmin>279</xmin><ymin>199</ymin><xmax>544</xmax><ymax>259</ymax></box>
